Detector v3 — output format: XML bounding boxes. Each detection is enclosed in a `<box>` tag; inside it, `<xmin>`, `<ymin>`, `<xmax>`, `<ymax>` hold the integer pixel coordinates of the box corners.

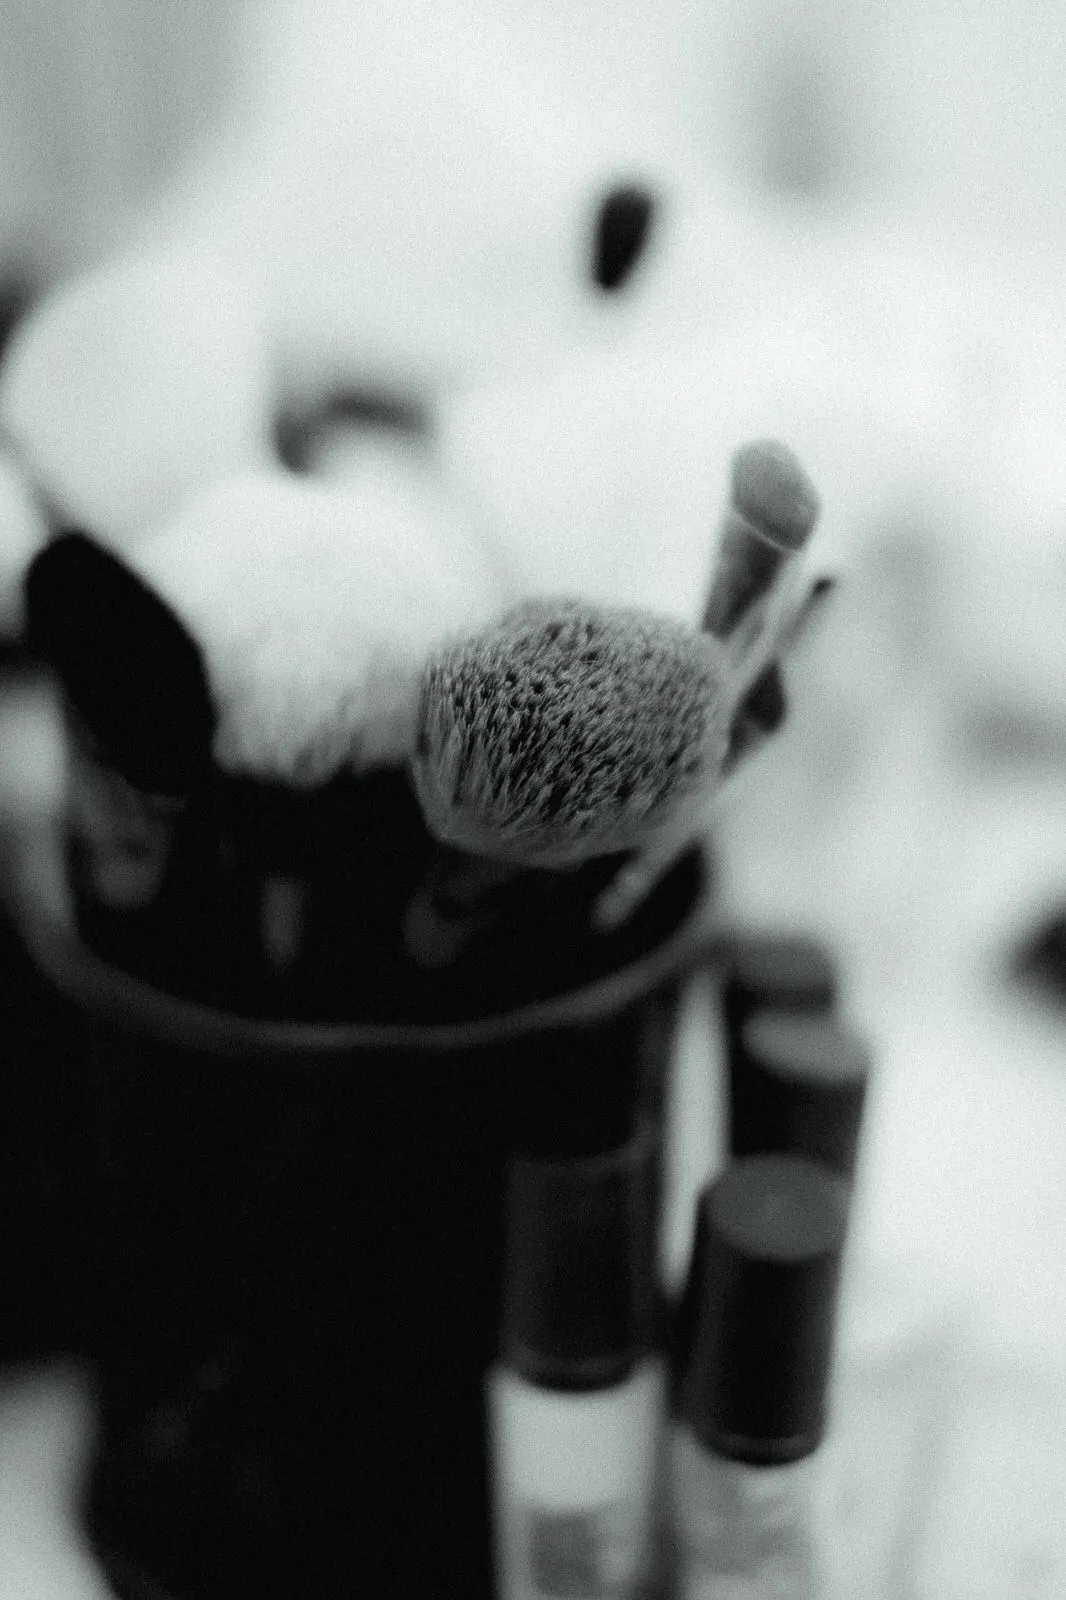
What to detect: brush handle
<box><xmin>404</xmin><ymin>850</ymin><xmax>523</xmax><ymax>968</ymax></box>
<box><xmin>24</xmin><ymin>531</ymin><xmax>216</xmax><ymax>797</ymax></box>
<box><xmin>596</xmin><ymin>452</ymin><xmax>825</xmax><ymax>935</ymax></box>
<box><xmin>718</xmin><ymin>575</ymin><xmax>836</xmax><ymax>779</ymax></box>
<box><xmin>702</xmin><ymin>440</ymin><xmax>820</xmax><ymax>685</ymax></box>
<box><xmin>702</xmin><ymin>526</ymin><xmax>786</xmax><ymax>641</ymax></box>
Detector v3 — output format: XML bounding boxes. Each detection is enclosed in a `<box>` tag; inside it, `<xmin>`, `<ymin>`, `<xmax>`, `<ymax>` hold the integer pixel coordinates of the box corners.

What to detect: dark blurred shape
<box><xmin>1010</xmin><ymin>908</ymin><xmax>1066</xmax><ymax>1010</ymax></box>
<box><xmin>734</xmin><ymin>1010</ymin><xmax>870</xmax><ymax>1177</ymax></box>
<box><xmin>24</xmin><ymin>531</ymin><xmax>215</xmax><ymax>795</ymax></box>
<box><xmin>0</xmin><ymin>824</ymin><xmax>707</xmax><ymax>1600</ymax></box>
<box><xmin>722</xmin><ymin>931</ymin><xmax>837</xmax><ymax>1042</ymax></box>
<box><xmin>501</xmin><ymin>1139</ymin><xmax>654</xmax><ymax>1391</ymax></box>
<box><xmin>957</xmin><ymin>700</ymin><xmax>1066</xmax><ymax>772</ymax></box>
<box><xmin>0</xmin><ymin>273</ymin><xmax>36</xmax><ymax>362</ymax></box>
<box><xmin>591</xmin><ymin>184</ymin><xmax>656</xmax><ymax>291</ymax></box>
<box><xmin>677</xmin><ymin>1156</ymin><xmax>850</xmax><ymax>1463</ymax></box>
<box><xmin>103</xmin><ymin>1554</ymin><xmax>178</xmax><ymax>1600</ymax></box>
<box><xmin>722</xmin><ymin>659</ymin><xmax>787</xmax><ymax>774</ymax></box>
<box><xmin>274</xmin><ymin>388</ymin><xmax>432</xmax><ymax>472</ymax></box>
<box><xmin>668</xmin><ymin>935</ymin><xmax>839</xmax><ymax>1397</ymax></box>
<box><xmin>722</xmin><ymin>934</ymin><xmax>851</xmax><ymax>1168</ymax></box>
<box><xmin>748</xmin><ymin>27</ymin><xmax>851</xmax><ymax>201</ymax></box>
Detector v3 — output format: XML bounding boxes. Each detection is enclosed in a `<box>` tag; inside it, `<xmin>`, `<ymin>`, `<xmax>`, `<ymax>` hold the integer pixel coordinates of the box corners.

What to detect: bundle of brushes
<box><xmin>22</xmin><ymin>461</ymin><xmax>508</xmax><ymax>1016</ymax></box>
<box><xmin>17</xmin><ymin>440</ymin><xmax>827</xmax><ymax>1022</ymax></box>
<box><xmin>408</xmin><ymin>439</ymin><xmax>826</xmax><ymax>968</ymax></box>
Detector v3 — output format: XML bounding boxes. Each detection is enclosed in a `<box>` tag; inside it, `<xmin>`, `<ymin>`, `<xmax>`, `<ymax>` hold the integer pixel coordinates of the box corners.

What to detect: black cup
<box><xmin>2</xmin><ymin>823</ymin><xmax>713</xmax><ymax>1600</ymax></box>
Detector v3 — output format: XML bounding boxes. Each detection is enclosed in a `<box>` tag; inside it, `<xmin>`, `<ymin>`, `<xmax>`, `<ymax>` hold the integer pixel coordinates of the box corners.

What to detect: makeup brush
<box><xmin>129</xmin><ymin>465</ymin><xmax>509</xmax><ymax>787</ymax></box>
<box><xmin>412</xmin><ymin>597</ymin><xmax>734</xmax><ymax>875</ymax></box>
<box><xmin>26</xmin><ymin>466</ymin><xmax>511</xmax><ymax>1003</ymax></box>
<box><xmin>412</xmin><ymin>441</ymin><xmax>824</xmax><ymax>931</ymax></box>
<box><xmin>27</xmin><ymin>463</ymin><xmax>507</xmax><ymax>810</ymax></box>
<box><xmin>25</xmin><ymin>531</ymin><xmax>217</xmax><ymax>797</ymax></box>
<box><xmin>692</xmin><ymin>443</ymin><xmax>823</xmax><ymax>790</ymax></box>
<box><xmin>703</xmin><ymin>438</ymin><xmax>821</xmax><ymax>678</ymax></box>
<box><xmin>24</xmin><ymin>530</ymin><xmax>216</xmax><ymax>911</ymax></box>
<box><xmin>719</xmin><ymin>575</ymin><xmax>836</xmax><ymax>779</ymax></box>
<box><xmin>594</xmin><ymin>440</ymin><xmax>823</xmax><ymax>925</ymax></box>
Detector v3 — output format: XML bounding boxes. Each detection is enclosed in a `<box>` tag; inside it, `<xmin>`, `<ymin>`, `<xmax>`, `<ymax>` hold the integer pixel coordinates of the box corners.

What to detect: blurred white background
<box><xmin>2</xmin><ymin>0</ymin><xmax>1065</xmax><ymax>273</ymax></box>
<box><xmin>0</xmin><ymin>0</ymin><xmax>241</xmax><ymax>278</ymax></box>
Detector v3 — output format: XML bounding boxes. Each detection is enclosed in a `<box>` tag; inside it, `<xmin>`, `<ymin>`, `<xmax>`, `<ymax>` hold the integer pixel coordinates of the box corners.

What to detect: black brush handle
<box><xmin>25</xmin><ymin>531</ymin><xmax>215</xmax><ymax>796</ymax></box>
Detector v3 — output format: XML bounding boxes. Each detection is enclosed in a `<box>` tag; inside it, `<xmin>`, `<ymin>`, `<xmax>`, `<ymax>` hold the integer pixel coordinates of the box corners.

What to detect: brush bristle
<box><xmin>731</xmin><ymin>440</ymin><xmax>820</xmax><ymax>552</ymax></box>
<box><xmin>413</xmin><ymin>598</ymin><xmax>732</xmax><ymax>868</ymax></box>
<box><xmin>130</xmin><ymin>466</ymin><xmax>508</xmax><ymax>785</ymax></box>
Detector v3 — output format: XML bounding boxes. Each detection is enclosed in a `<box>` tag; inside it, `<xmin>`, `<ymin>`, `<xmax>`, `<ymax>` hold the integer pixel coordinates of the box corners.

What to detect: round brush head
<box><xmin>412</xmin><ymin>597</ymin><xmax>733</xmax><ymax>869</ymax></box>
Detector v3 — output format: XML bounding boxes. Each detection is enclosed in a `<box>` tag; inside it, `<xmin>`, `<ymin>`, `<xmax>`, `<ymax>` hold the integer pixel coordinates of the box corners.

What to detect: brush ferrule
<box><xmin>701</xmin><ymin>510</ymin><xmax>788</xmax><ymax>640</ymax></box>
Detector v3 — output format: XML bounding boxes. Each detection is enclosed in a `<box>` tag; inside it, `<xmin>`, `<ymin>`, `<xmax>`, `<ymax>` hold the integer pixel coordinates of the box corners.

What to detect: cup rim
<box><xmin>12</xmin><ymin>852</ymin><xmax>721</xmax><ymax>1057</ymax></box>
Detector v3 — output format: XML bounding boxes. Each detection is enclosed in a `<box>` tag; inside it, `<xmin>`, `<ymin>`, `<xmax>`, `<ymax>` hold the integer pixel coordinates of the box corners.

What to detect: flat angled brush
<box><xmin>594</xmin><ymin>439</ymin><xmax>822</xmax><ymax>925</ymax></box>
<box><xmin>703</xmin><ymin>438</ymin><xmax>820</xmax><ymax>677</ymax></box>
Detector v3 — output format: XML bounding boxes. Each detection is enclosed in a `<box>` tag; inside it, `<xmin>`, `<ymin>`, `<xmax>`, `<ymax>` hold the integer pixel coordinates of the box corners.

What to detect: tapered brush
<box><xmin>411</xmin><ymin>440</ymin><xmax>824</xmax><ymax>930</ymax></box>
<box><xmin>595</xmin><ymin>438</ymin><xmax>822</xmax><ymax>925</ymax></box>
<box><xmin>703</xmin><ymin>438</ymin><xmax>821</xmax><ymax>673</ymax></box>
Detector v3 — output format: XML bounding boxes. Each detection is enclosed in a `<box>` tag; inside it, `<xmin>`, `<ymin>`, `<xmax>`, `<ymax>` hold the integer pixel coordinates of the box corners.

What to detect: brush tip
<box><xmin>731</xmin><ymin>440</ymin><xmax>820</xmax><ymax>552</ymax></box>
<box><xmin>414</xmin><ymin>598</ymin><xmax>732</xmax><ymax>868</ymax></box>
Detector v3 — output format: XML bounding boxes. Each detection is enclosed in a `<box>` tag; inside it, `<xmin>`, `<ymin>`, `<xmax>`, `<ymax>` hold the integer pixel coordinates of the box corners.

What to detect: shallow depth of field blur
<box><xmin>1</xmin><ymin>3</ymin><xmax>1065</xmax><ymax>1597</ymax></box>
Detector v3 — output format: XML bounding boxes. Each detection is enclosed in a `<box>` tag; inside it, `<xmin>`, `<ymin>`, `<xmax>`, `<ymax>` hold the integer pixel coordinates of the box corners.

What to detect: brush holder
<box><xmin>0</xmin><ymin>807</ymin><xmax>715</xmax><ymax>1600</ymax></box>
